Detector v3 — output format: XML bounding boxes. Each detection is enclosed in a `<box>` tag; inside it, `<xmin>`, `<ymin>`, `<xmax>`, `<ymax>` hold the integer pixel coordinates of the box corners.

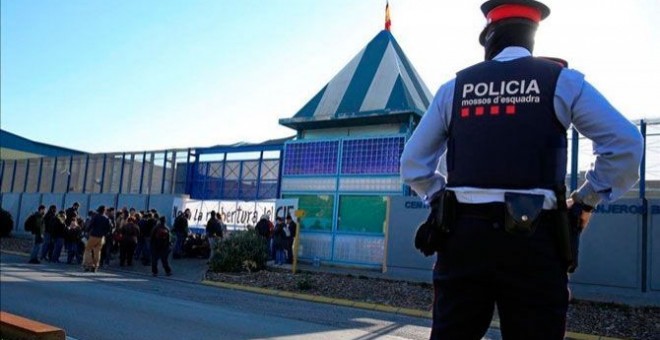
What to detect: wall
<box><xmin>384</xmin><ymin>196</ymin><xmax>434</xmax><ymax>282</ymax></box>
<box><xmin>385</xmin><ymin>197</ymin><xmax>660</xmax><ymax>306</ymax></box>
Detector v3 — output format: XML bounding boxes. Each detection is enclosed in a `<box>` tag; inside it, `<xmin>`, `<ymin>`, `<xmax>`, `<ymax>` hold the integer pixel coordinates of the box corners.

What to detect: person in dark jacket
<box><xmin>205</xmin><ymin>211</ymin><xmax>222</xmax><ymax>262</ymax></box>
<box><xmin>82</xmin><ymin>205</ymin><xmax>112</xmax><ymax>272</ymax></box>
<box><xmin>50</xmin><ymin>211</ymin><xmax>67</xmax><ymax>263</ymax></box>
<box><xmin>40</xmin><ymin>205</ymin><xmax>57</xmax><ymax>261</ymax></box>
<box><xmin>150</xmin><ymin>217</ymin><xmax>172</xmax><ymax>276</ymax></box>
<box><xmin>172</xmin><ymin>209</ymin><xmax>190</xmax><ymax>259</ymax></box>
<box><xmin>100</xmin><ymin>207</ymin><xmax>116</xmax><ymax>267</ymax></box>
<box><xmin>28</xmin><ymin>205</ymin><xmax>46</xmax><ymax>264</ymax></box>
<box><xmin>65</xmin><ymin>202</ymin><xmax>80</xmax><ymax>226</ymax></box>
<box><xmin>120</xmin><ymin>216</ymin><xmax>140</xmax><ymax>267</ymax></box>
<box><xmin>140</xmin><ymin>212</ymin><xmax>158</xmax><ymax>265</ymax></box>
<box><xmin>284</xmin><ymin>215</ymin><xmax>297</xmax><ymax>264</ymax></box>
<box><xmin>272</xmin><ymin>217</ymin><xmax>286</xmax><ymax>266</ymax></box>
<box><xmin>65</xmin><ymin>217</ymin><xmax>83</xmax><ymax>265</ymax></box>
<box><xmin>255</xmin><ymin>215</ymin><xmax>272</xmax><ymax>259</ymax></box>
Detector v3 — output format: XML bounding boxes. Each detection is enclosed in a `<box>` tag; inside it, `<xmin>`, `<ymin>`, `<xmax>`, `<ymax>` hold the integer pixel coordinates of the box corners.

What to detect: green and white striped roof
<box><xmin>280</xmin><ymin>30</ymin><xmax>432</xmax><ymax>130</ymax></box>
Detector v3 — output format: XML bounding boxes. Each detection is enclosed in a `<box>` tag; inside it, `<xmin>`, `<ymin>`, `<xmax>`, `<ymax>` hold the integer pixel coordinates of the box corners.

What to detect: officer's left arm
<box><xmin>555</xmin><ymin>69</ymin><xmax>644</xmax><ymax>208</ymax></box>
<box><xmin>400</xmin><ymin>80</ymin><xmax>454</xmax><ymax>203</ymax></box>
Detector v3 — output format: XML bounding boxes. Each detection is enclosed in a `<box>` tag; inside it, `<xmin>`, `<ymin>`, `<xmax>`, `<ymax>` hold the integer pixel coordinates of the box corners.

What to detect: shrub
<box><xmin>209</xmin><ymin>230</ymin><xmax>268</xmax><ymax>273</ymax></box>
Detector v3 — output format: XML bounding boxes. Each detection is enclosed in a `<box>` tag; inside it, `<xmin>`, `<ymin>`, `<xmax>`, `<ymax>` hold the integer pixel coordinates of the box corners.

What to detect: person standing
<box><xmin>272</xmin><ymin>217</ymin><xmax>286</xmax><ymax>266</ymax></box>
<box><xmin>100</xmin><ymin>207</ymin><xmax>116</xmax><ymax>267</ymax></box>
<box><xmin>205</xmin><ymin>211</ymin><xmax>222</xmax><ymax>262</ymax></box>
<box><xmin>50</xmin><ymin>211</ymin><xmax>67</xmax><ymax>263</ymax></box>
<box><xmin>27</xmin><ymin>205</ymin><xmax>46</xmax><ymax>264</ymax></box>
<box><xmin>284</xmin><ymin>215</ymin><xmax>297</xmax><ymax>264</ymax></box>
<box><xmin>400</xmin><ymin>1</ymin><xmax>643</xmax><ymax>338</ymax></box>
<box><xmin>65</xmin><ymin>202</ymin><xmax>80</xmax><ymax>226</ymax></box>
<box><xmin>150</xmin><ymin>217</ymin><xmax>172</xmax><ymax>276</ymax></box>
<box><xmin>255</xmin><ymin>215</ymin><xmax>272</xmax><ymax>259</ymax></box>
<box><xmin>119</xmin><ymin>216</ymin><xmax>140</xmax><ymax>267</ymax></box>
<box><xmin>40</xmin><ymin>205</ymin><xmax>57</xmax><ymax>262</ymax></box>
<box><xmin>172</xmin><ymin>209</ymin><xmax>191</xmax><ymax>259</ymax></box>
<box><xmin>65</xmin><ymin>217</ymin><xmax>83</xmax><ymax>265</ymax></box>
<box><xmin>82</xmin><ymin>205</ymin><xmax>112</xmax><ymax>272</ymax></box>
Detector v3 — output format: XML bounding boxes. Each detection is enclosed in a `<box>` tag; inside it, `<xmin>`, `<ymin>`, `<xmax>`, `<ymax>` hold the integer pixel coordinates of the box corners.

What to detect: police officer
<box><xmin>400</xmin><ymin>1</ymin><xmax>644</xmax><ymax>339</ymax></box>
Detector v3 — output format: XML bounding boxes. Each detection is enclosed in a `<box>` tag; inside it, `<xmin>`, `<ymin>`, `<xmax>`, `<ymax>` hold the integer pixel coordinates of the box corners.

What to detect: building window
<box><xmin>338</xmin><ymin>195</ymin><xmax>387</xmax><ymax>234</ymax></box>
<box><xmin>283</xmin><ymin>194</ymin><xmax>334</xmax><ymax>231</ymax></box>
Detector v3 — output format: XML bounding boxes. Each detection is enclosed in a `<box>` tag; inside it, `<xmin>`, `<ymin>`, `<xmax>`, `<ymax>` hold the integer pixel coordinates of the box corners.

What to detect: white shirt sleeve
<box><xmin>400</xmin><ymin>79</ymin><xmax>455</xmax><ymax>202</ymax></box>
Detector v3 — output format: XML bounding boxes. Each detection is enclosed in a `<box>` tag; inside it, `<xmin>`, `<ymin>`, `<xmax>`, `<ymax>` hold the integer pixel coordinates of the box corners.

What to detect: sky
<box><xmin>1</xmin><ymin>0</ymin><xmax>659</xmax><ymax>154</ymax></box>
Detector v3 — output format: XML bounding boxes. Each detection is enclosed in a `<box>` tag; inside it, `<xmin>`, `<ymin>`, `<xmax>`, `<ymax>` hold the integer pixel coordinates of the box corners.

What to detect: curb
<box><xmin>1</xmin><ymin>250</ymin><xmax>29</xmax><ymax>257</ymax></box>
<box><xmin>202</xmin><ymin>279</ymin><xmax>433</xmax><ymax>319</ymax></box>
<box><xmin>0</xmin><ymin>250</ymin><xmax>625</xmax><ymax>340</ymax></box>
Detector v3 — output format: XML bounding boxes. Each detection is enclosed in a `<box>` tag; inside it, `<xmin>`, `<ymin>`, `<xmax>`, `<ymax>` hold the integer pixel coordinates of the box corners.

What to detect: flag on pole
<box><xmin>385</xmin><ymin>1</ymin><xmax>391</xmax><ymax>31</ymax></box>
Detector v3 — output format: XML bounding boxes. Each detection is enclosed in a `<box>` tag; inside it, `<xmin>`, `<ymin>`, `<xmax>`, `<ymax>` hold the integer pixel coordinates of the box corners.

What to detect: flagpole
<box><xmin>385</xmin><ymin>1</ymin><xmax>391</xmax><ymax>31</ymax></box>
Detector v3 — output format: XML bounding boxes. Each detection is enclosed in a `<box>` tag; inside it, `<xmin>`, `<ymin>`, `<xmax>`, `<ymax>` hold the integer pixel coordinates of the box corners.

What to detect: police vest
<box><xmin>446</xmin><ymin>57</ymin><xmax>567</xmax><ymax>190</ymax></box>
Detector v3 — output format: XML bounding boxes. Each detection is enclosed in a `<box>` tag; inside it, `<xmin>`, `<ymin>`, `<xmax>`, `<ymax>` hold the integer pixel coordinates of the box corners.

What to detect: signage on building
<box><xmin>172</xmin><ymin>198</ymin><xmax>298</xmax><ymax>232</ymax></box>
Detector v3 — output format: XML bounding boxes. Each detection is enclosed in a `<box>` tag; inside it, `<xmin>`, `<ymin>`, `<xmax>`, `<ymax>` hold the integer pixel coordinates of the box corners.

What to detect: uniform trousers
<box><xmin>431</xmin><ymin>203</ymin><xmax>568</xmax><ymax>340</ymax></box>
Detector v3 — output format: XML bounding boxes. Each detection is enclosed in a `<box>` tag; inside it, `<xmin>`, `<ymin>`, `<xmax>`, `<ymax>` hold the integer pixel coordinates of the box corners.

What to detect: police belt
<box><xmin>455</xmin><ymin>201</ymin><xmax>555</xmax><ymax>221</ymax></box>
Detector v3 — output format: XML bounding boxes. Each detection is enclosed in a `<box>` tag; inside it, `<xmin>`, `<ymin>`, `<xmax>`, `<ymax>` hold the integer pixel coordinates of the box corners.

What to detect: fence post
<box><xmin>161</xmin><ymin>151</ymin><xmax>168</xmax><ymax>194</ymax></box>
<box><xmin>99</xmin><ymin>154</ymin><xmax>107</xmax><ymax>194</ymax></box>
<box><xmin>640</xmin><ymin>120</ymin><xmax>648</xmax><ymax>292</ymax></box>
<box><xmin>570</xmin><ymin>128</ymin><xmax>579</xmax><ymax>192</ymax></box>
<box><xmin>118</xmin><ymin>153</ymin><xmax>126</xmax><ymax>194</ymax></box>
<box><xmin>82</xmin><ymin>155</ymin><xmax>90</xmax><ymax>193</ymax></box>
<box><xmin>23</xmin><ymin>159</ymin><xmax>30</xmax><ymax>192</ymax></box>
<box><xmin>139</xmin><ymin>151</ymin><xmax>147</xmax><ymax>194</ymax></box>
<box><xmin>256</xmin><ymin>151</ymin><xmax>264</xmax><ymax>200</ymax></box>
<box><xmin>10</xmin><ymin>160</ymin><xmax>17</xmax><ymax>192</ymax></box>
<box><xmin>66</xmin><ymin>156</ymin><xmax>73</xmax><ymax>193</ymax></box>
<box><xmin>50</xmin><ymin>157</ymin><xmax>58</xmax><ymax>193</ymax></box>
<box><xmin>640</xmin><ymin>120</ymin><xmax>647</xmax><ymax>199</ymax></box>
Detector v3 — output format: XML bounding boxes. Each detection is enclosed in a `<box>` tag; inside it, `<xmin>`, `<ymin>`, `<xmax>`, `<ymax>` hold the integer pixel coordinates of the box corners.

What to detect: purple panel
<box><xmin>283</xmin><ymin>141</ymin><xmax>339</xmax><ymax>175</ymax></box>
<box><xmin>341</xmin><ymin>137</ymin><xmax>404</xmax><ymax>175</ymax></box>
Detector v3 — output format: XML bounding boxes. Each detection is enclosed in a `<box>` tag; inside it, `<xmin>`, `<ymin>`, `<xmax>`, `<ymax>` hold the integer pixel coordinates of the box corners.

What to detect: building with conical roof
<box><xmin>278</xmin><ymin>29</ymin><xmax>433</xmax><ymax>267</ymax></box>
<box><xmin>279</xmin><ymin>30</ymin><xmax>432</xmax><ymax>132</ymax></box>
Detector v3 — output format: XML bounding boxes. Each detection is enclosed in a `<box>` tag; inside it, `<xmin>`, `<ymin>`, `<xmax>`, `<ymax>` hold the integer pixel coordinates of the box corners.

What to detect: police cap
<box><xmin>479</xmin><ymin>0</ymin><xmax>550</xmax><ymax>46</ymax></box>
<box><xmin>481</xmin><ymin>0</ymin><xmax>550</xmax><ymax>23</ymax></box>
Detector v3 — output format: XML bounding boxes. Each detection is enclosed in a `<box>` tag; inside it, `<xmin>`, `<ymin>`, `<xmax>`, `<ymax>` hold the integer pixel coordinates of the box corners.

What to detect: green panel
<box><xmin>338</xmin><ymin>195</ymin><xmax>386</xmax><ymax>234</ymax></box>
<box><xmin>283</xmin><ymin>194</ymin><xmax>334</xmax><ymax>231</ymax></box>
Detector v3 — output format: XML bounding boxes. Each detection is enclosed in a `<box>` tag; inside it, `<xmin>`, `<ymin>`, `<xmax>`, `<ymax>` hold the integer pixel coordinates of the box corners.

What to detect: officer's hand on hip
<box><xmin>566</xmin><ymin>198</ymin><xmax>593</xmax><ymax>229</ymax></box>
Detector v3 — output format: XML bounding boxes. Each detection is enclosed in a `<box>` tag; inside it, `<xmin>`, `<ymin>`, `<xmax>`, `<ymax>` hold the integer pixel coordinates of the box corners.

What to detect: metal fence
<box><xmin>0</xmin><ymin>149</ymin><xmax>192</xmax><ymax>196</ymax></box>
<box><xmin>0</xmin><ymin>119</ymin><xmax>658</xmax><ymax>199</ymax></box>
<box><xmin>569</xmin><ymin>119</ymin><xmax>659</xmax><ymax>198</ymax></box>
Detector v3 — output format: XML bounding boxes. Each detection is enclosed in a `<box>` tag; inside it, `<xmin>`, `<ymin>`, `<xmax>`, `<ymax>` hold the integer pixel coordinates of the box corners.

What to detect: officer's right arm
<box><xmin>400</xmin><ymin>80</ymin><xmax>454</xmax><ymax>203</ymax></box>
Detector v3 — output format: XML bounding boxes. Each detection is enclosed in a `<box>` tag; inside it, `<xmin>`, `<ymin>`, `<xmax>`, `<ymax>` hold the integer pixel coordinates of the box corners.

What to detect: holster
<box><xmin>553</xmin><ymin>185</ymin><xmax>581</xmax><ymax>273</ymax></box>
<box><xmin>414</xmin><ymin>190</ymin><xmax>457</xmax><ymax>256</ymax></box>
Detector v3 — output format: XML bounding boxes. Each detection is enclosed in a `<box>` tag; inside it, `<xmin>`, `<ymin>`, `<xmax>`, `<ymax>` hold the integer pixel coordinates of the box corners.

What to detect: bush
<box><xmin>0</xmin><ymin>208</ymin><xmax>13</xmax><ymax>238</ymax></box>
<box><xmin>209</xmin><ymin>230</ymin><xmax>268</xmax><ymax>273</ymax></box>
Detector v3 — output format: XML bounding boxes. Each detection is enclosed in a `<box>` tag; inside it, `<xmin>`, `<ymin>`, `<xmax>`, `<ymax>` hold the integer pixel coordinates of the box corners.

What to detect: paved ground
<box><xmin>1</xmin><ymin>248</ymin><xmax>616</xmax><ymax>340</ymax></box>
<box><xmin>1</xmin><ymin>253</ymin><xmax>436</xmax><ymax>339</ymax></box>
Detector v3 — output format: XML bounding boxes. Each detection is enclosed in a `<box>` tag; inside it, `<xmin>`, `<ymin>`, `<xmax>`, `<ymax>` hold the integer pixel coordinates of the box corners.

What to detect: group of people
<box><xmin>25</xmin><ymin>203</ymin><xmax>175</xmax><ymax>276</ymax></box>
<box><xmin>255</xmin><ymin>214</ymin><xmax>297</xmax><ymax>265</ymax></box>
